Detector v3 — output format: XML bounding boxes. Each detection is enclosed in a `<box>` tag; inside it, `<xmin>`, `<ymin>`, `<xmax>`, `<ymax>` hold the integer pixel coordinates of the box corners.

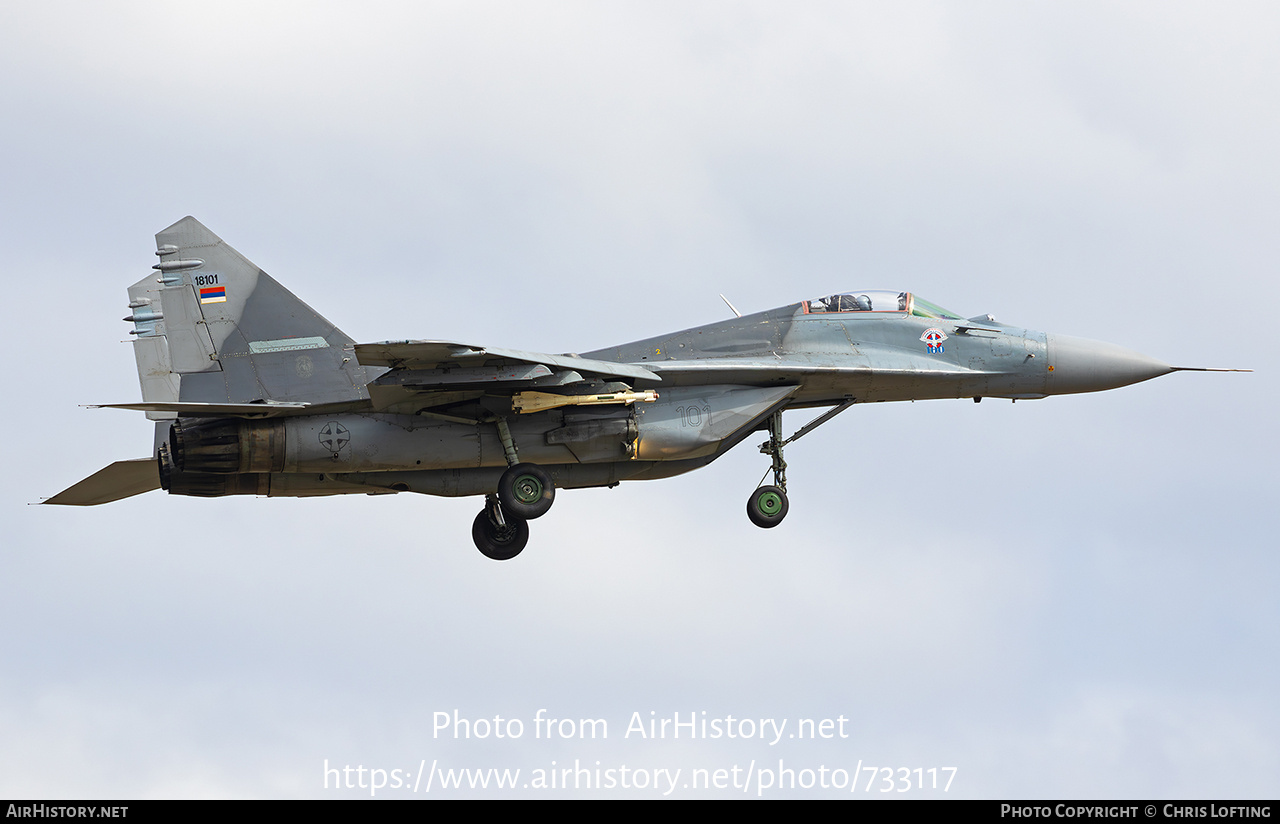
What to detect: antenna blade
<box><xmin>720</xmin><ymin>294</ymin><xmax>742</xmax><ymax>318</ymax></box>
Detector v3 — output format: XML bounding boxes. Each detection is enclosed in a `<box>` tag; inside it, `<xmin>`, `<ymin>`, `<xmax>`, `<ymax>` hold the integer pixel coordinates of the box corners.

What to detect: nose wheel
<box><xmin>747</xmin><ymin>485</ymin><xmax>789</xmax><ymax>528</ymax></box>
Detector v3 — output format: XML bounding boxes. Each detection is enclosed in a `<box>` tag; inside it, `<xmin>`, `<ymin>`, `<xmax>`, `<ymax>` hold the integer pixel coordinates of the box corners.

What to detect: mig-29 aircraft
<box><xmin>45</xmin><ymin>217</ymin><xmax>1245</xmax><ymax>559</ymax></box>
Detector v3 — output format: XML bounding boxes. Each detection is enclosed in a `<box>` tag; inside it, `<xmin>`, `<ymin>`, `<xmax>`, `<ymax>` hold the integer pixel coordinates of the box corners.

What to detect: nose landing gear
<box><xmin>746</xmin><ymin>400</ymin><xmax>855</xmax><ymax>529</ymax></box>
<box><xmin>748</xmin><ymin>409</ymin><xmax>791</xmax><ymax>528</ymax></box>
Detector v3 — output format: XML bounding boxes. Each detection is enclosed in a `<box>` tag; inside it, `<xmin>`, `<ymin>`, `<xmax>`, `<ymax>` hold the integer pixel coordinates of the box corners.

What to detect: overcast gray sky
<box><xmin>2</xmin><ymin>0</ymin><xmax>1275</xmax><ymax>798</ymax></box>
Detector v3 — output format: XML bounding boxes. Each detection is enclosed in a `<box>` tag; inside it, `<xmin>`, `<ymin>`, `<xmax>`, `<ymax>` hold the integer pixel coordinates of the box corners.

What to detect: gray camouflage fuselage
<box><xmin>48</xmin><ymin>218</ymin><xmax>1235</xmax><ymax>560</ymax></box>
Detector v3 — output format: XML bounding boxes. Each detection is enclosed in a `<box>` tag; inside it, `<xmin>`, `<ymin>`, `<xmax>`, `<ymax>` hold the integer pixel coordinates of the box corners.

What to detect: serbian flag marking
<box><xmin>199</xmin><ymin>286</ymin><xmax>227</xmax><ymax>304</ymax></box>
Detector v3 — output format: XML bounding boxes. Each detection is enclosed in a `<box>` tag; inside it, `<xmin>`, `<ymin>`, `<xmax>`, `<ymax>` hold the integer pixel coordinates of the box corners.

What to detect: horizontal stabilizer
<box><xmin>44</xmin><ymin>458</ymin><xmax>160</xmax><ymax>506</ymax></box>
<box><xmin>354</xmin><ymin>341</ymin><xmax>660</xmax><ymax>383</ymax></box>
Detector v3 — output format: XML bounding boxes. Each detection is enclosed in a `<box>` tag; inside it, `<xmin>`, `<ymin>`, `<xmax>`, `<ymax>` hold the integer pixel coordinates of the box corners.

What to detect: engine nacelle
<box><xmin>169</xmin><ymin>418</ymin><xmax>286</xmax><ymax>473</ymax></box>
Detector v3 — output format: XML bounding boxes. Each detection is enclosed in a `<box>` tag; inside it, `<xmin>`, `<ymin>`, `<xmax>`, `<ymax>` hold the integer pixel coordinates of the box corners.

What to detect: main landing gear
<box><xmin>746</xmin><ymin>400</ymin><xmax>856</xmax><ymax>529</ymax></box>
<box><xmin>472</xmin><ymin>496</ymin><xmax>530</xmax><ymax>561</ymax></box>
<box><xmin>497</xmin><ymin>462</ymin><xmax>554</xmax><ymax>520</ymax></box>
<box><xmin>472</xmin><ymin>419</ymin><xmax>557</xmax><ymax>560</ymax></box>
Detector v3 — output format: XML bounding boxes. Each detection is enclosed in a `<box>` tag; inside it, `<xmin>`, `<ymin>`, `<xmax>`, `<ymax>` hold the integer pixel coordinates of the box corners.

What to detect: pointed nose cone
<box><xmin>1047</xmin><ymin>334</ymin><xmax>1174</xmax><ymax>395</ymax></box>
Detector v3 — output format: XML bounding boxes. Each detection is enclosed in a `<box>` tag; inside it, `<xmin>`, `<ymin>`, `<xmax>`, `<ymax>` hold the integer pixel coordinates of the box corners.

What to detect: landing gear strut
<box><xmin>748</xmin><ymin>410</ymin><xmax>790</xmax><ymax>528</ymax></box>
<box><xmin>746</xmin><ymin>400</ymin><xmax>856</xmax><ymax>529</ymax></box>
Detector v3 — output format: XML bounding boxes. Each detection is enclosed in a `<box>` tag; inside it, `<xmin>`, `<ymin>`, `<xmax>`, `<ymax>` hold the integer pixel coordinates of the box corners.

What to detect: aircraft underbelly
<box><xmin>161</xmin><ymin>383</ymin><xmax>795</xmax><ymax>491</ymax></box>
<box><xmin>280</xmin><ymin>413</ymin><xmax>592</xmax><ymax>471</ymax></box>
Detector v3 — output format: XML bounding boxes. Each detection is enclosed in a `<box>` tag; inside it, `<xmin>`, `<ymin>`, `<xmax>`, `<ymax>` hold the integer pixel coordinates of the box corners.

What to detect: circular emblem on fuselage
<box><xmin>319</xmin><ymin>421</ymin><xmax>350</xmax><ymax>453</ymax></box>
<box><xmin>920</xmin><ymin>328</ymin><xmax>948</xmax><ymax>354</ymax></box>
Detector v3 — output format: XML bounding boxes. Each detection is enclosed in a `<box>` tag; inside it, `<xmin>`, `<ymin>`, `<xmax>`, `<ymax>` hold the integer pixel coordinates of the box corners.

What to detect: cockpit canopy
<box><xmin>803</xmin><ymin>290</ymin><xmax>961</xmax><ymax>320</ymax></box>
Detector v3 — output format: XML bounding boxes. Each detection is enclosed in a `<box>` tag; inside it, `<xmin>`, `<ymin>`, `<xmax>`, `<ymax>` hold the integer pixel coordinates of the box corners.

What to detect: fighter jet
<box><xmin>45</xmin><ymin>217</ymin><xmax>1246</xmax><ymax>559</ymax></box>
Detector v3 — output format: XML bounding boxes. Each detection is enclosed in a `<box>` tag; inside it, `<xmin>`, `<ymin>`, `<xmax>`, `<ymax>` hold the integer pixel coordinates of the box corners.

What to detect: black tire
<box><xmin>498</xmin><ymin>463</ymin><xmax>555</xmax><ymax>520</ymax></box>
<box><xmin>472</xmin><ymin>510</ymin><xmax>529</xmax><ymax>561</ymax></box>
<box><xmin>746</xmin><ymin>485</ymin><xmax>789</xmax><ymax>529</ymax></box>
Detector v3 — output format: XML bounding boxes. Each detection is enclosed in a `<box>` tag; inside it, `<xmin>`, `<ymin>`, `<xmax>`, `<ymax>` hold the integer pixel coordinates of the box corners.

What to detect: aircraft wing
<box><xmin>43</xmin><ymin>458</ymin><xmax>160</xmax><ymax>506</ymax></box>
<box><xmin>89</xmin><ymin>343</ymin><xmax>661</xmax><ymax>421</ymax></box>
<box><xmin>92</xmin><ymin>401</ymin><xmax>310</xmax><ymax>417</ymax></box>
<box><xmin>354</xmin><ymin>341</ymin><xmax>660</xmax><ymax>383</ymax></box>
<box><xmin>87</xmin><ymin>399</ymin><xmax>378</xmax><ymax>419</ymax></box>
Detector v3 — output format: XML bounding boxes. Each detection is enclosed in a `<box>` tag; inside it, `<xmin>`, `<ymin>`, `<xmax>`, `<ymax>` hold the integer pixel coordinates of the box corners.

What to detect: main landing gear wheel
<box><xmin>472</xmin><ymin>509</ymin><xmax>529</xmax><ymax>561</ymax></box>
<box><xmin>498</xmin><ymin>462</ymin><xmax>555</xmax><ymax>520</ymax></box>
<box><xmin>747</xmin><ymin>485</ymin><xmax>789</xmax><ymax>529</ymax></box>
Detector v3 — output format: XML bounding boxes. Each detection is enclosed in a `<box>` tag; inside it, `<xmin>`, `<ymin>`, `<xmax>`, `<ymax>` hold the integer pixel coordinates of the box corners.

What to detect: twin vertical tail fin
<box><xmin>125</xmin><ymin>216</ymin><xmax>371</xmax><ymax>418</ymax></box>
<box><xmin>46</xmin><ymin>217</ymin><xmax>375</xmax><ymax>505</ymax></box>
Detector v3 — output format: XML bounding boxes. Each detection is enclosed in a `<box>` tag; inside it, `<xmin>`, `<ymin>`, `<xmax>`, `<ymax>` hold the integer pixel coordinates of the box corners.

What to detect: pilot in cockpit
<box><xmin>818</xmin><ymin>293</ymin><xmax>874</xmax><ymax>312</ymax></box>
